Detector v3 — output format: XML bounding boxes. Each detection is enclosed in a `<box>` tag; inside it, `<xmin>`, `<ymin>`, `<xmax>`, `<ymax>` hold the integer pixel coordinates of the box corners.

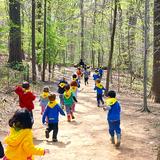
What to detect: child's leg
<box><xmin>97</xmin><ymin>94</ymin><xmax>101</xmax><ymax>107</ymax></box>
<box><xmin>87</xmin><ymin>77</ymin><xmax>89</xmax><ymax>84</ymax></box>
<box><xmin>45</xmin><ymin>123</ymin><xmax>53</xmax><ymax>139</ymax></box>
<box><xmin>108</xmin><ymin>120</ymin><xmax>115</xmax><ymax>137</ymax></box>
<box><xmin>100</xmin><ymin>94</ymin><xmax>104</xmax><ymax>105</ymax></box>
<box><xmin>65</xmin><ymin>105</ymin><xmax>71</xmax><ymax>122</ymax></box>
<box><xmin>71</xmin><ymin>104</ymin><xmax>75</xmax><ymax>119</ymax></box>
<box><xmin>114</xmin><ymin>120</ymin><xmax>121</xmax><ymax>147</ymax></box>
<box><xmin>108</xmin><ymin>121</ymin><xmax>115</xmax><ymax>144</ymax></box>
<box><xmin>29</xmin><ymin>110</ymin><xmax>34</xmax><ymax>126</ymax></box>
<box><xmin>41</xmin><ymin>105</ymin><xmax>45</xmax><ymax>115</ymax></box>
<box><xmin>72</xmin><ymin>103</ymin><xmax>76</xmax><ymax>112</ymax></box>
<box><xmin>114</xmin><ymin>120</ymin><xmax>121</xmax><ymax>135</ymax></box>
<box><xmin>52</xmin><ymin>123</ymin><xmax>58</xmax><ymax>141</ymax></box>
<box><xmin>59</xmin><ymin>94</ymin><xmax>64</xmax><ymax>106</ymax></box>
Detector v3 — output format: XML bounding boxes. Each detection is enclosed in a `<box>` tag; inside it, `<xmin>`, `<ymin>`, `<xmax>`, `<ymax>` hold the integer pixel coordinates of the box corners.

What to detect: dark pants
<box><xmin>84</xmin><ymin>77</ymin><xmax>89</xmax><ymax>85</ymax></box>
<box><xmin>97</xmin><ymin>94</ymin><xmax>104</xmax><ymax>106</ymax></box>
<box><xmin>108</xmin><ymin>120</ymin><xmax>121</xmax><ymax>137</ymax></box>
<box><xmin>0</xmin><ymin>142</ymin><xmax>4</xmax><ymax>158</ymax></box>
<box><xmin>99</xmin><ymin>74</ymin><xmax>103</xmax><ymax>80</ymax></box>
<box><xmin>29</xmin><ymin>110</ymin><xmax>34</xmax><ymax>126</ymax></box>
<box><xmin>46</xmin><ymin>123</ymin><xmax>58</xmax><ymax>139</ymax></box>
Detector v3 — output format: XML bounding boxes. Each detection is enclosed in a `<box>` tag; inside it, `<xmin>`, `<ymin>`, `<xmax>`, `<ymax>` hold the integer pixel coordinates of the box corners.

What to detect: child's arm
<box><xmin>23</xmin><ymin>137</ymin><xmax>45</xmax><ymax>156</ymax></box>
<box><xmin>15</xmin><ymin>86</ymin><xmax>23</xmax><ymax>96</ymax></box>
<box><xmin>29</xmin><ymin>92</ymin><xmax>36</xmax><ymax>101</ymax></box>
<box><xmin>57</xmin><ymin>105</ymin><xmax>65</xmax><ymax>116</ymax></box>
<box><xmin>73</xmin><ymin>96</ymin><xmax>78</xmax><ymax>102</ymax></box>
<box><xmin>42</xmin><ymin>107</ymin><xmax>48</xmax><ymax>124</ymax></box>
<box><xmin>103</xmin><ymin>106</ymin><xmax>111</xmax><ymax>111</ymax></box>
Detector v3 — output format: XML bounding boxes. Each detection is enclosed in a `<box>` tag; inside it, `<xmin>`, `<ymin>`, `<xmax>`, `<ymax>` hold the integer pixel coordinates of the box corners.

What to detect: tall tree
<box><xmin>80</xmin><ymin>0</ymin><xmax>84</xmax><ymax>60</ymax></box>
<box><xmin>105</xmin><ymin>0</ymin><xmax>118</xmax><ymax>93</ymax></box>
<box><xmin>91</xmin><ymin>0</ymin><xmax>97</xmax><ymax>68</ymax></box>
<box><xmin>36</xmin><ymin>0</ymin><xmax>43</xmax><ymax>72</ymax></box>
<box><xmin>42</xmin><ymin>0</ymin><xmax>47</xmax><ymax>81</ymax></box>
<box><xmin>151</xmin><ymin>0</ymin><xmax>160</xmax><ymax>103</ymax></box>
<box><xmin>142</xmin><ymin>0</ymin><xmax>150</xmax><ymax>112</ymax></box>
<box><xmin>8</xmin><ymin>0</ymin><xmax>22</xmax><ymax>66</ymax></box>
<box><xmin>32</xmin><ymin>0</ymin><xmax>36</xmax><ymax>82</ymax></box>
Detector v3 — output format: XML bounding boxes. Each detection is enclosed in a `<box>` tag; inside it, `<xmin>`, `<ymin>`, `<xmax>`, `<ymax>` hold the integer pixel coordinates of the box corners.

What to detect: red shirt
<box><xmin>15</xmin><ymin>86</ymin><xmax>36</xmax><ymax>111</ymax></box>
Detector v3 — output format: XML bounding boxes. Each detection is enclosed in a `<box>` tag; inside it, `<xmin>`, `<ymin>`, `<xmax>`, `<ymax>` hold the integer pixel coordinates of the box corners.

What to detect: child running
<box><xmin>103</xmin><ymin>90</ymin><xmax>121</xmax><ymax>147</ymax></box>
<box><xmin>57</xmin><ymin>77</ymin><xmax>68</xmax><ymax>109</ymax></box>
<box><xmin>72</xmin><ymin>74</ymin><xmax>80</xmax><ymax>89</ymax></box>
<box><xmin>83</xmin><ymin>68</ymin><xmax>89</xmax><ymax>85</ymax></box>
<box><xmin>76</xmin><ymin>67</ymin><xmax>82</xmax><ymax>82</ymax></box>
<box><xmin>70</xmin><ymin>80</ymin><xmax>78</xmax><ymax>112</ymax></box>
<box><xmin>3</xmin><ymin>108</ymin><xmax>49</xmax><ymax>160</ymax></box>
<box><xmin>39</xmin><ymin>86</ymin><xmax>50</xmax><ymax>115</ymax></box>
<box><xmin>64</xmin><ymin>84</ymin><xmax>77</xmax><ymax>122</ymax></box>
<box><xmin>15</xmin><ymin>81</ymin><xmax>36</xmax><ymax>124</ymax></box>
<box><xmin>98</xmin><ymin>67</ymin><xmax>104</xmax><ymax>80</ymax></box>
<box><xmin>42</xmin><ymin>93</ymin><xmax>65</xmax><ymax>142</ymax></box>
<box><xmin>94</xmin><ymin>79</ymin><xmax>105</xmax><ymax>107</ymax></box>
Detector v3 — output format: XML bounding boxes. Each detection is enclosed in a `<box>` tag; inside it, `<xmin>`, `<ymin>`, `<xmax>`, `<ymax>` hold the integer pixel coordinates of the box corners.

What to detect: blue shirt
<box><xmin>42</xmin><ymin>104</ymin><xmax>65</xmax><ymax>124</ymax></box>
<box><xmin>99</xmin><ymin>68</ymin><xmax>103</xmax><ymax>75</ymax></box>
<box><xmin>93</xmin><ymin>73</ymin><xmax>100</xmax><ymax>80</ymax></box>
<box><xmin>107</xmin><ymin>101</ymin><xmax>121</xmax><ymax>121</ymax></box>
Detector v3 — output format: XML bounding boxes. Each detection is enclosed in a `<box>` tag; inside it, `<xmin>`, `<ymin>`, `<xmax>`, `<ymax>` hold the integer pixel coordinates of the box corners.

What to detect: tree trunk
<box><xmin>42</xmin><ymin>0</ymin><xmax>47</xmax><ymax>81</ymax></box>
<box><xmin>8</xmin><ymin>0</ymin><xmax>22</xmax><ymax>65</ymax></box>
<box><xmin>91</xmin><ymin>0</ymin><xmax>97</xmax><ymax>69</ymax></box>
<box><xmin>151</xmin><ymin>0</ymin><xmax>160</xmax><ymax>103</ymax></box>
<box><xmin>105</xmin><ymin>0</ymin><xmax>118</xmax><ymax>94</ymax></box>
<box><xmin>80</xmin><ymin>0</ymin><xmax>85</xmax><ymax>60</ymax></box>
<box><xmin>142</xmin><ymin>0</ymin><xmax>150</xmax><ymax>112</ymax></box>
<box><xmin>36</xmin><ymin>0</ymin><xmax>42</xmax><ymax>72</ymax></box>
<box><xmin>157</xmin><ymin>146</ymin><xmax>160</xmax><ymax>160</ymax></box>
<box><xmin>32</xmin><ymin>0</ymin><xmax>36</xmax><ymax>82</ymax></box>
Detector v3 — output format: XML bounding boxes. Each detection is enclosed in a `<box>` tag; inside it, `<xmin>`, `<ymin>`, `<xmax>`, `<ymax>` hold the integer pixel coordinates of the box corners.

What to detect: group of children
<box><xmin>0</xmin><ymin>65</ymin><xmax>122</xmax><ymax>159</ymax></box>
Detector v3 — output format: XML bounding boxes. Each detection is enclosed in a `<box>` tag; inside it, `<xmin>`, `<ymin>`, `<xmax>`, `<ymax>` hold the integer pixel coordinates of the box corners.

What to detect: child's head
<box><xmin>43</xmin><ymin>86</ymin><xmax>49</xmax><ymax>92</ymax></box>
<box><xmin>65</xmin><ymin>84</ymin><xmax>70</xmax><ymax>91</ymax></box>
<box><xmin>70</xmin><ymin>81</ymin><xmax>78</xmax><ymax>87</ymax></box>
<box><xmin>107</xmin><ymin>90</ymin><xmax>116</xmax><ymax>98</ymax></box>
<box><xmin>95</xmin><ymin>69</ymin><xmax>98</xmax><ymax>73</ymax></box>
<box><xmin>72</xmin><ymin>74</ymin><xmax>77</xmax><ymax>79</ymax></box>
<box><xmin>9</xmin><ymin>109</ymin><xmax>32</xmax><ymax>129</ymax></box>
<box><xmin>48</xmin><ymin>93</ymin><xmax>56</xmax><ymax>102</ymax></box>
<box><xmin>22</xmin><ymin>81</ymin><xmax>30</xmax><ymax>89</ymax></box>
<box><xmin>96</xmin><ymin>79</ymin><xmax>101</xmax><ymax>84</ymax></box>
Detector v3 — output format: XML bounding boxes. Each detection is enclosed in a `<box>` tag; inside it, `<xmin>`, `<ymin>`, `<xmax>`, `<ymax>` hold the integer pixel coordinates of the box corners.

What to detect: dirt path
<box><xmin>32</xmin><ymin>69</ymin><xmax>158</xmax><ymax>160</ymax></box>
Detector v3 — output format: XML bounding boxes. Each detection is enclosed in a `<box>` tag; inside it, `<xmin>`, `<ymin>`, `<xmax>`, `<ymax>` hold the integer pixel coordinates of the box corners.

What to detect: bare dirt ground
<box><xmin>0</xmin><ymin>67</ymin><xmax>159</xmax><ymax>160</ymax></box>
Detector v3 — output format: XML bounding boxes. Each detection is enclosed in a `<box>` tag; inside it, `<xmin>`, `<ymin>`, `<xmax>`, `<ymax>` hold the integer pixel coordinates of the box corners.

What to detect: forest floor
<box><xmin>0</xmin><ymin>67</ymin><xmax>160</xmax><ymax>160</ymax></box>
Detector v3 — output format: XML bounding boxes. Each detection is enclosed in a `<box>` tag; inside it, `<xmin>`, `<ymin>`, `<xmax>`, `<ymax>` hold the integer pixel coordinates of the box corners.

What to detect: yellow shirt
<box><xmin>4</xmin><ymin>128</ymin><xmax>44</xmax><ymax>160</ymax></box>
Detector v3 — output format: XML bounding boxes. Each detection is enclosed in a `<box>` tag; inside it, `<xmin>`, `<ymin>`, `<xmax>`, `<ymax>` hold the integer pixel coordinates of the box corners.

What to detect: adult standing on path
<box><xmin>78</xmin><ymin>59</ymin><xmax>86</xmax><ymax>68</ymax></box>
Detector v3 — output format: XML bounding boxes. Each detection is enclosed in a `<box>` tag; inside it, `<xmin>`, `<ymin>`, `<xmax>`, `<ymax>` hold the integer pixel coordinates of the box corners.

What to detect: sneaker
<box><xmin>52</xmin><ymin>138</ymin><xmax>58</xmax><ymax>142</ymax></box>
<box><xmin>72</xmin><ymin>115</ymin><xmax>75</xmax><ymax>119</ymax></box>
<box><xmin>110</xmin><ymin>137</ymin><xmax>115</xmax><ymax>144</ymax></box>
<box><xmin>45</xmin><ymin>130</ymin><xmax>49</xmax><ymax>139</ymax></box>
<box><xmin>67</xmin><ymin>115</ymin><xmax>71</xmax><ymax>122</ymax></box>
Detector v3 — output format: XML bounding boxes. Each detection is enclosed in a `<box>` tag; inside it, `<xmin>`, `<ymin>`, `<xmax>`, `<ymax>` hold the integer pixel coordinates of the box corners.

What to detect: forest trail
<box><xmin>30</xmin><ymin>68</ymin><xmax>158</xmax><ymax>160</ymax></box>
